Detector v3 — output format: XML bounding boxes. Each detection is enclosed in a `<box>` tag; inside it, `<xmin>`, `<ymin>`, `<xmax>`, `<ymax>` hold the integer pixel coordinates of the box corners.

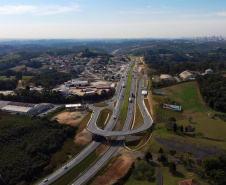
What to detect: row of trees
<box><xmin>197</xmin><ymin>74</ymin><xmax>226</xmax><ymax>112</ymax></box>
<box><xmin>0</xmin><ymin>79</ymin><xmax>18</xmax><ymax>90</ymax></box>
<box><xmin>0</xmin><ymin>88</ymin><xmax>116</xmax><ymax>104</ymax></box>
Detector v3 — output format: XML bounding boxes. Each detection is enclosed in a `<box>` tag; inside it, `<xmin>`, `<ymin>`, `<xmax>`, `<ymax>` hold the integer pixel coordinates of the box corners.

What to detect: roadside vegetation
<box><xmin>119</xmin><ymin>61</ymin><xmax>135</xmax><ymax>129</ymax></box>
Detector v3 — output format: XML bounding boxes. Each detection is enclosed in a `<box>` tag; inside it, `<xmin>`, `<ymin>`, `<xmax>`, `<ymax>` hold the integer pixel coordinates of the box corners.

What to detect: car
<box><xmin>63</xmin><ymin>165</ymin><xmax>68</xmax><ymax>169</ymax></box>
<box><xmin>113</xmin><ymin>116</ymin><xmax>116</xmax><ymax>119</ymax></box>
<box><xmin>43</xmin><ymin>179</ymin><xmax>48</xmax><ymax>183</ymax></box>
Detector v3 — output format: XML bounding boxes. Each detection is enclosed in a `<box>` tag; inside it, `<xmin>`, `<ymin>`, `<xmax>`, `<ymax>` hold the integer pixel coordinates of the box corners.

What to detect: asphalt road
<box><xmin>72</xmin><ymin>61</ymin><xmax>138</xmax><ymax>185</ymax></box>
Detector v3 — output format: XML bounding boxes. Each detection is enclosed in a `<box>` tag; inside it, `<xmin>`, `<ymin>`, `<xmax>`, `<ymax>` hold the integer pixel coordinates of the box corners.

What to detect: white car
<box><xmin>43</xmin><ymin>179</ymin><xmax>48</xmax><ymax>183</ymax></box>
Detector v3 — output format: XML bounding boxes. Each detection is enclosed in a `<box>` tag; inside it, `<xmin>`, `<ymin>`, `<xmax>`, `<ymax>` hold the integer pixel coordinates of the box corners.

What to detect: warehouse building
<box><xmin>179</xmin><ymin>70</ymin><xmax>194</xmax><ymax>81</ymax></box>
<box><xmin>160</xmin><ymin>74</ymin><xmax>174</xmax><ymax>81</ymax></box>
<box><xmin>0</xmin><ymin>101</ymin><xmax>53</xmax><ymax>115</ymax></box>
<box><xmin>65</xmin><ymin>104</ymin><xmax>85</xmax><ymax>111</ymax></box>
<box><xmin>205</xmin><ymin>68</ymin><xmax>214</xmax><ymax>75</ymax></box>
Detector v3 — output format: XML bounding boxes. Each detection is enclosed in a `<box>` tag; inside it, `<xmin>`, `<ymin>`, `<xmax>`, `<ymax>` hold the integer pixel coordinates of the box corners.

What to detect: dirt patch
<box><xmin>74</xmin><ymin>129</ymin><xmax>92</xmax><ymax>146</ymax></box>
<box><xmin>192</xmin><ymin>81</ymin><xmax>206</xmax><ymax>106</ymax></box>
<box><xmin>95</xmin><ymin>142</ymin><xmax>111</xmax><ymax>156</ymax></box>
<box><xmin>53</xmin><ymin>111</ymin><xmax>87</xmax><ymax>126</ymax></box>
<box><xmin>91</xmin><ymin>155</ymin><xmax>134</xmax><ymax>185</ymax></box>
<box><xmin>155</xmin><ymin>136</ymin><xmax>224</xmax><ymax>158</ymax></box>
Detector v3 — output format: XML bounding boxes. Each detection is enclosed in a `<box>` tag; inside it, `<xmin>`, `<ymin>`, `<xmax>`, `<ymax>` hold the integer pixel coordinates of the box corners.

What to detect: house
<box><xmin>179</xmin><ymin>179</ymin><xmax>201</xmax><ymax>185</ymax></box>
<box><xmin>184</xmin><ymin>125</ymin><xmax>195</xmax><ymax>132</ymax></box>
<box><xmin>160</xmin><ymin>74</ymin><xmax>175</xmax><ymax>81</ymax></box>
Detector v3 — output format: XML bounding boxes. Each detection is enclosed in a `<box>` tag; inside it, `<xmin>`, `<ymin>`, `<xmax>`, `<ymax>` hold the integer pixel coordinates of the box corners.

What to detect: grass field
<box><xmin>0</xmin><ymin>55</ymin><xmax>20</xmax><ymax>62</ymax></box>
<box><xmin>119</xmin><ymin>62</ymin><xmax>135</xmax><ymax>129</ymax></box>
<box><xmin>160</xmin><ymin>82</ymin><xmax>214</xmax><ymax>115</ymax></box>
<box><xmin>96</xmin><ymin>108</ymin><xmax>113</xmax><ymax>128</ymax></box>
<box><xmin>152</xmin><ymin>81</ymin><xmax>219</xmax><ymax>123</ymax></box>
<box><xmin>133</xmin><ymin>78</ymin><xmax>143</xmax><ymax>129</ymax></box>
<box><xmin>93</xmin><ymin>103</ymin><xmax>108</xmax><ymax>107</ymax></box>
<box><xmin>126</xmin><ymin>177</ymin><xmax>156</xmax><ymax>185</ymax></box>
<box><xmin>0</xmin><ymin>76</ymin><xmax>33</xmax><ymax>80</ymax></box>
<box><xmin>78</xmin><ymin>111</ymin><xmax>92</xmax><ymax>133</ymax></box>
<box><xmin>160</xmin><ymin>163</ymin><xmax>209</xmax><ymax>185</ymax></box>
<box><xmin>10</xmin><ymin>65</ymin><xmax>35</xmax><ymax>72</ymax></box>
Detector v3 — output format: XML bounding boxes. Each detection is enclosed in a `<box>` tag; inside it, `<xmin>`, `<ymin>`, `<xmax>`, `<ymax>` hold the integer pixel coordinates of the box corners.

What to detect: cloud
<box><xmin>118</xmin><ymin>6</ymin><xmax>171</xmax><ymax>15</ymax></box>
<box><xmin>217</xmin><ymin>12</ymin><xmax>226</xmax><ymax>16</ymax></box>
<box><xmin>0</xmin><ymin>5</ymin><xmax>81</xmax><ymax>15</ymax></box>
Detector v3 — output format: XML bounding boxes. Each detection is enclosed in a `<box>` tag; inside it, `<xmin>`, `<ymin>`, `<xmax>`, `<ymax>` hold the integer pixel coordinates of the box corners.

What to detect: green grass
<box><xmin>0</xmin><ymin>76</ymin><xmax>33</xmax><ymax>80</ymax></box>
<box><xmin>133</xmin><ymin>78</ymin><xmax>143</xmax><ymax>129</ymax></box>
<box><xmin>93</xmin><ymin>103</ymin><xmax>108</xmax><ymax>107</ymax></box>
<box><xmin>120</xmin><ymin>62</ymin><xmax>135</xmax><ymax>129</ymax></box>
<box><xmin>0</xmin><ymin>55</ymin><xmax>20</xmax><ymax>62</ymax></box>
<box><xmin>160</xmin><ymin>82</ymin><xmax>211</xmax><ymax>114</ymax></box>
<box><xmin>161</xmin><ymin>163</ymin><xmax>209</xmax><ymax>185</ymax></box>
<box><xmin>78</xmin><ymin>110</ymin><xmax>92</xmax><ymax>133</ymax></box>
<box><xmin>96</xmin><ymin>108</ymin><xmax>113</xmax><ymax>128</ymax></box>
<box><xmin>178</xmin><ymin>116</ymin><xmax>226</xmax><ymax>149</ymax></box>
<box><xmin>126</xmin><ymin>177</ymin><xmax>156</xmax><ymax>185</ymax></box>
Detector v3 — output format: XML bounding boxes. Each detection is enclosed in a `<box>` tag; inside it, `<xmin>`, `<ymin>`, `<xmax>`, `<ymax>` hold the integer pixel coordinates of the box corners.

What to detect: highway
<box><xmin>37</xmin><ymin>63</ymin><xmax>132</xmax><ymax>185</ymax></box>
<box><xmin>38</xmin><ymin>58</ymin><xmax>153</xmax><ymax>185</ymax></box>
<box><xmin>72</xmin><ymin>61</ymin><xmax>138</xmax><ymax>185</ymax></box>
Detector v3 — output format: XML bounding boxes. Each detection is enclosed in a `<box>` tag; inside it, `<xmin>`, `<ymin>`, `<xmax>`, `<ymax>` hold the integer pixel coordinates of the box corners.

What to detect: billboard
<box><xmin>163</xmin><ymin>104</ymin><xmax>181</xmax><ymax>111</ymax></box>
<box><xmin>153</xmin><ymin>91</ymin><xmax>166</xmax><ymax>95</ymax></box>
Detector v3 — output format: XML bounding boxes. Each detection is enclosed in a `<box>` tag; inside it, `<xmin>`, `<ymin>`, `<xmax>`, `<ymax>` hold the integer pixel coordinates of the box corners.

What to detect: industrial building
<box><xmin>179</xmin><ymin>70</ymin><xmax>194</xmax><ymax>81</ymax></box>
<box><xmin>159</xmin><ymin>74</ymin><xmax>174</xmax><ymax>81</ymax></box>
<box><xmin>65</xmin><ymin>104</ymin><xmax>85</xmax><ymax>111</ymax></box>
<box><xmin>0</xmin><ymin>101</ymin><xmax>53</xmax><ymax>115</ymax></box>
<box><xmin>205</xmin><ymin>68</ymin><xmax>214</xmax><ymax>75</ymax></box>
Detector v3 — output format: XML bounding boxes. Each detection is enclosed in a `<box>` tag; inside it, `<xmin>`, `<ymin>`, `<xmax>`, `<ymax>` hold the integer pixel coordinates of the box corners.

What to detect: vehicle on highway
<box><xmin>63</xmin><ymin>165</ymin><xmax>67</xmax><ymax>169</ymax></box>
<box><xmin>43</xmin><ymin>179</ymin><xmax>48</xmax><ymax>183</ymax></box>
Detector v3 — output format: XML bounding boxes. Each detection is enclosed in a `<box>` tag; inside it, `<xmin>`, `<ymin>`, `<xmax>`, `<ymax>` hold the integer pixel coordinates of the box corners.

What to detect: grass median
<box><xmin>96</xmin><ymin>108</ymin><xmax>113</xmax><ymax>129</ymax></box>
<box><xmin>119</xmin><ymin>61</ymin><xmax>135</xmax><ymax>129</ymax></box>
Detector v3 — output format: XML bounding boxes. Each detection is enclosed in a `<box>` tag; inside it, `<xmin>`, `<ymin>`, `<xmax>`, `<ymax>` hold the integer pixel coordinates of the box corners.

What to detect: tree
<box><xmin>169</xmin><ymin>162</ymin><xmax>177</xmax><ymax>174</ymax></box>
<box><xmin>180</xmin><ymin>125</ymin><xmax>184</xmax><ymax>132</ymax></box>
<box><xmin>145</xmin><ymin>151</ymin><xmax>152</xmax><ymax>162</ymax></box>
<box><xmin>173</xmin><ymin>123</ymin><xmax>177</xmax><ymax>132</ymax></box>
<box><xmin>169</xmin><ymin>150</ymin><xmax>176</xmax><ymax>156</ymax></box>
<box><xmin>159</xmin><ymin>148</ymin><xmax>163</xmax><ymax>154</ymax></box>
<box><xmin>15</xmin><ymin>72</ymin><xmax>22</xmax><ymax>80</ymax></box>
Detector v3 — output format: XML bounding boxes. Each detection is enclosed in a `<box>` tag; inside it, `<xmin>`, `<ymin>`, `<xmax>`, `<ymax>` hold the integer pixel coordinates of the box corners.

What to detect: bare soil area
<box><xmin>53</xmin><ymin>111</ymin><xmax>87</xmax><ymax>126</ymax></box>
<box><xmin>91</xmin><ymin>155</ymin><xmax>134</xmax><ymax>185</ymax></box>
<box><xmin>74</xmin><ymin>129</ymin><xmax>92</xmax><ymax>146</ymax></box>
<box><xmin>155</xmin><ymin>136</ymin><xmax>224</xmax><ymax>158</ymax></box>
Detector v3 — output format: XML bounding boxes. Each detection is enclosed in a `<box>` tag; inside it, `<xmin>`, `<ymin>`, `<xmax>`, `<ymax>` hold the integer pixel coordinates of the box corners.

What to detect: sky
<box><xmin>0</xmin><ymin>0</ymin><xmax>226</xmax><ymax>39</ymax></box>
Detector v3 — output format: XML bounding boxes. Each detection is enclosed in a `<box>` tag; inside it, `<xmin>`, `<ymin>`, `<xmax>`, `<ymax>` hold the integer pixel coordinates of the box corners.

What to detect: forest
<box><xmin>138</xmin><ymin>48</ymin><xmax>226</xmax><ymax>76</ymax></box>
<box><xmin>0</xmin><ymin>113</ymin><xmax>77</xmax><ymax>185</ymax></box>
<box><xmin>196</xmin><ymin>74</ymin><xmax>226</xmax><ymax>113</ymax></box>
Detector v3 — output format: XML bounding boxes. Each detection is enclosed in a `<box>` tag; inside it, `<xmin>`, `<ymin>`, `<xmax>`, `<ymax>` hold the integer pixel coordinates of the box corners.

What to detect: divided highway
<box><xmin>37</xmin><ymin>63</ymin><xmax>132</xmax><ymax>185</ymax></box>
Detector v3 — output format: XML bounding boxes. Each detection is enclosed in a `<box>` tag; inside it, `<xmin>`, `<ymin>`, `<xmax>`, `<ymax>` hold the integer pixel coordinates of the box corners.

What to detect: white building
<box><xmin>0</xmin><ymin>101</ymin><xmax>53</xmax><ymax>115</ymax></box>
<box><xmin>205</xmin><ymin>69</ymin><xmax>214</xmax><ymax>75</ymax></box>
<box><xmin>160</xmin><ymin>74</ymin><xmax>174</xmax><ymax>81</ymax></box>
<box><xmin>179</xmin><ymin>70</ymin><xmax>194</xmax><ymax>81</ymax></box>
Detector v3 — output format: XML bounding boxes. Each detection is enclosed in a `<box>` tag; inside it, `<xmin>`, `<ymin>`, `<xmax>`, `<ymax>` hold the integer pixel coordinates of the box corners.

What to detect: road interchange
<box><xmin>38</xmin><ymin>58</ymin><xmax>153</xmax><ymax>185</ymax></box>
